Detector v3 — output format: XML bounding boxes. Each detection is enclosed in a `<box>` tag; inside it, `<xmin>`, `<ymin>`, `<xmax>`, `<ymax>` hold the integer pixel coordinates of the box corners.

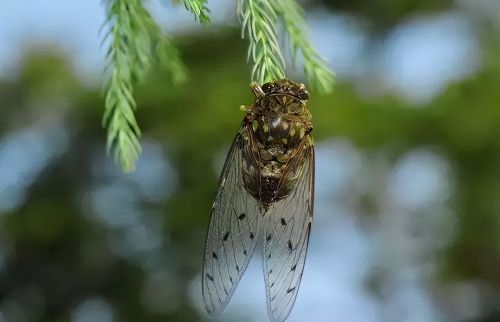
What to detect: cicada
<box><xmin>202</xmin><ymin>79</ymin><xmax>314</xmax><ymax>322</ymax></box>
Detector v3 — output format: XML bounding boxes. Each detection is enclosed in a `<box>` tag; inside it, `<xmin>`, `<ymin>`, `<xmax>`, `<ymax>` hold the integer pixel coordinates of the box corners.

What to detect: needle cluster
<box><xmin>273</xmin><ymin>0</ymin><xmax>335</xmax><ymax>94</ymax></box>
<box><xmin>103</xmin><ymin>0</ymin><xmax>187</xmax><ymax>172</ymax></box>
<box><xmin>183</xmin><ymin>0</ymin><xmax>211</xmax><ymax>25</ymax></box>
<box><xmin>239</xmin><ymin>0</ymin><xmax>334</xmax><ymax>93</ymax></box>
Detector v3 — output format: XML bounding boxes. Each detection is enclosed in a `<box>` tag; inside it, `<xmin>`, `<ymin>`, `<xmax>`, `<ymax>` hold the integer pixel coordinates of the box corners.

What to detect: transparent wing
<box><xmin>263</xmin><ymin>136</ymin><xmax>315</xmax><ymax>322</ymax></box>
<box><xmin>202</xmin><ymin>124</ymin><xmax>263</xmax><ymax>316</ymax></box>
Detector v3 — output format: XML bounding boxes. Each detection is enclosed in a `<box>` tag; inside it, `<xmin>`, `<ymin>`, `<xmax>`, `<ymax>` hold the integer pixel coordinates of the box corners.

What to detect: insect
<box><xmin>202</xmin><ymin>79</ymin><xmax>315</xmax><ymax>322</ymax></box>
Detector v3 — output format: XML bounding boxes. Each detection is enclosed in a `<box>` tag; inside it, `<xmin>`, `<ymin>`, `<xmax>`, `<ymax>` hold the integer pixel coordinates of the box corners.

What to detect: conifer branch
<box><xmin>183</xmin><ymin>0</ymin><xmax>211</xmax><ymax>25</ymax></box>
<box><xmin>273</xmin><ymin>0</ymin><xmax>335</xmax><ymax>94</ymax></box>
<box><xmin>103</xmin><ymin>0</ymin><xmax>187</xmax><ymax>172</ymax></box>
<box><xmin>238</xmin><ymin>0</ymin><xmax>286</xmax><ymax>84</ymax></box>
<box><xmin>238</xmin><ymin>0</ymin><xmax>334</xmax><ymax>93</ymax></box>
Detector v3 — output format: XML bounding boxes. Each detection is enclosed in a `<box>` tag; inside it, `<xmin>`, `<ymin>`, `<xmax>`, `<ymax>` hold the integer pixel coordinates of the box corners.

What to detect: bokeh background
<box><xmin>1</xmin><ymin>0</ymin><xmax>500</xmax><ymax>321</ymax></box>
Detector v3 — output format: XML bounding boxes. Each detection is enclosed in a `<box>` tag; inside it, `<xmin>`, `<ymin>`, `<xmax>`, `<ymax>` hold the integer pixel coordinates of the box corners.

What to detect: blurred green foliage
<box><xmin>318</xmin><ymin>0</ymin><xmax>455</xmax><ymax>29</ymax></box>
<box><xmin>0</xmin><ymin>4</ymin><xmax>500</xmax><ymax>322</ymax></box>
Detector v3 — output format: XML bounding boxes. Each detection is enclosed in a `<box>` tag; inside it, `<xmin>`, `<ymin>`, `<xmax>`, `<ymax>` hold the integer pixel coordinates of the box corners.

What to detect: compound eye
<box><xmin>297</xmin><ymin>90</ymin><xmax>309</xmax><ymax>100</ymax></box>
<box><xmin>261</xmin><ymin>82</ymin><xmax>275</xmax><ymax>93</ymax></box>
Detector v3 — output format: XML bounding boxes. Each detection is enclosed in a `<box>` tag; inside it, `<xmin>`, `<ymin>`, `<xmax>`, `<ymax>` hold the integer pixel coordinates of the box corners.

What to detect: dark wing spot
<box><xmin>291</xmin><ymin>264</ymin><xmax>297</xmax><ymax>271</ymax></box>
<box><xmin>267</xmin><ymin>253</ymin><xmax>271</xmax><ymax>259</ymax></box>
<box><xmin>206</xmin><ymin>273</ymin><xmax>214</xmax><ymax>282</ymax></box>
<box><xmin>224</xmin><ymin>288</ymin><xmax>228</xmax><ymax>295</ymax></box>
<box><xmin>287</xmin><ymin>240</ymin><xmax>293</xmax><ymax>251</ymax></box>
<box><xmin>212</xmin><ymin>252</ymin><xmax>218</xmax><ymax>260</ymax></box>
<box><xmin>280</xmin><ymin>218</ymin><xmax>287</xmax><ymax>225</ymax></box>
<box><xmin>229</xmin><ymin>277</ymin><xmax>233</xmax><ymax>283</ymax></box>
<box><xmin>250</xmin><ymin>232</ymin><xmax>255</xmax><ymax>239</ymax></box>
<box><xmin>238</xmin><ymin>213</ymin><xmax>246</xmax><ymax>220</ymax></box>
<box><xmin>243</xmin><ymin>249</ymin><xmax>247</xmax><ymax>255</ymax></box>
<box><xmin>222</xmin><ymin>232</ymin><xmax>230</xmax><ymax>241</ymax></box>
<box><xmin>287</xmin><ymin>287</ymin><xmax>296</xmax><ymax>294</ymax></box>
<box><xmin>271</xmin><ymin>282</ymin><xmax>275</xmax><ymax>287</ymax></box>
<box><xmin>266</xmin><ymin>234</ymin><xmax>272</xmax><ymax>242</ymax></box>
<box><xmin>236</xmin><ymin>265</ymin><xmax>240</xmax><ymax>272</ymax></box>
<box><xmin>269</xmin><ymin>269</ymin><xmax>273</xmax><ymax>274</ymax></box>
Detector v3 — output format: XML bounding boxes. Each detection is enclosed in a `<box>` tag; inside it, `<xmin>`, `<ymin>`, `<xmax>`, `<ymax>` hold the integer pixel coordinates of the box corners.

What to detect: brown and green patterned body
<box><xmin>240</xmin><ymin>79</ymin><xmax>313</xmax><ymax>210</ymax></box>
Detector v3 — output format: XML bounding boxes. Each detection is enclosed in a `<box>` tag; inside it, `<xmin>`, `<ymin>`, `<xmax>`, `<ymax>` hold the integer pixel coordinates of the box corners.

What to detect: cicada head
<box><xmin>251</xmin><ymin>79</ymin><xmax>310</xmax><ymax>116</ymax></box>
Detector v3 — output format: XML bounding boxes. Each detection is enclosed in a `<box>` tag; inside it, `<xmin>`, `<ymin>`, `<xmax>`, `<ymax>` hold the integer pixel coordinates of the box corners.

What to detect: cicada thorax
<box><xmin>241</xmin><ymin>112</ymin><xmax>311</xmax><ymax>209</ymax></box>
